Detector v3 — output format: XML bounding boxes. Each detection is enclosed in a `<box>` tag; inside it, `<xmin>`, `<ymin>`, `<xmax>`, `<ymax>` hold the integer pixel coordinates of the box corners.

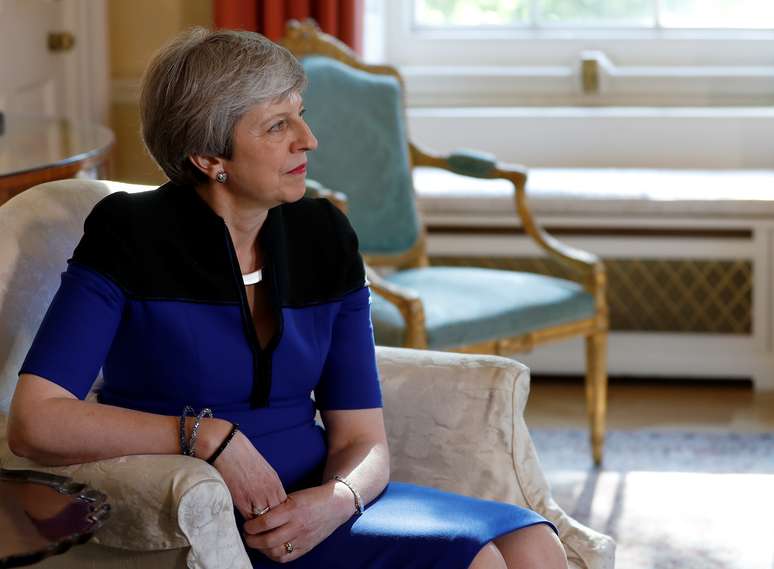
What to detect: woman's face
<box><xmin>222</xmin><ymin>91</ymin><xmax>317</xmax><ymax>209</ymax></box>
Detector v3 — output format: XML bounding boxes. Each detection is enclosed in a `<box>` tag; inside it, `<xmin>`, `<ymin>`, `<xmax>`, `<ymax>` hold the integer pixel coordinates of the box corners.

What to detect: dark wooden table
<box><xmin>0</xmin><ymin>469</ymin><xmax>110</xmax><ymax>568</ymax></box>
<box><xmin>0</xmin><ymin>115</ymin><xmax>114</xmax><ymax>207</ymax></box>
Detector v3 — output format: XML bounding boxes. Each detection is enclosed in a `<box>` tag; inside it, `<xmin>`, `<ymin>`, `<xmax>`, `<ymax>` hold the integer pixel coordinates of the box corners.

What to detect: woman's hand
<box><xmin>242</xmin><ymin>481</ymin><xmax>355</xmax><ymax>562</ymax></box>
<box><xmin>201</xmin><ymin>419</ymin><xmax>287</xmax><ymax>521</ymax></box>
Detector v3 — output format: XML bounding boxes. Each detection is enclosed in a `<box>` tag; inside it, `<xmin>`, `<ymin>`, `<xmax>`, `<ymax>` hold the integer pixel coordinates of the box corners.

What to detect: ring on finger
<box><xmin>284</xmin><ymin>542</ymin><xmax>295</xmax><ymax>554</ymax></box>
<box><xmin>252</xmin><ymin>505</ymin><xmax>271</xmax><ymax>518</ymax></box>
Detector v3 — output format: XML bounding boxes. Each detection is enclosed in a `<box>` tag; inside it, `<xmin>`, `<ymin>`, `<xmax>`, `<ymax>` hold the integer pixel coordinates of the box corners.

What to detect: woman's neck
<box><xmin>195</xmin><ymin>183</ymin><xmax>268</xmax><ymax>274</ymax></box>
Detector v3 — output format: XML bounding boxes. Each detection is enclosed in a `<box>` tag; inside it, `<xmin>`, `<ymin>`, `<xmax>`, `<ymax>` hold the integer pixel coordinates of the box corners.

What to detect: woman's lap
<box><xmin>240</xmin><ymin>481</ymin><xmax>555</xmax><ymax>569</ymax></box>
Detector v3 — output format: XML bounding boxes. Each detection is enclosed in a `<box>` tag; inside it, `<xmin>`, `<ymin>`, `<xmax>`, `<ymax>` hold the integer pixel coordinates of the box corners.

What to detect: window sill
<box><xmin>414</xmin><ymin>166</ymin><xmax>774</xmax><ymax>223</ymax></box>
<box><xmin>406</xmin><ymin>107</ymin><xmax>774</xmax><ymax>169</ymax></box>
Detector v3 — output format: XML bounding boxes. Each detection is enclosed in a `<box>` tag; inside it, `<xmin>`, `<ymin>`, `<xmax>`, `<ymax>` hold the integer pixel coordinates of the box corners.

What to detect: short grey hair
<box><xmin>139</xmin><ymin>27</ymin><xmax>307</xmax><ymax>186</ymax></box>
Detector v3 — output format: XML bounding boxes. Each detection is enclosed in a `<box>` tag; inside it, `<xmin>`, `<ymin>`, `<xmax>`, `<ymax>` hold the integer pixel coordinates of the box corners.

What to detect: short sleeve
<box><xmin>19</xmin><ymin>263</ymin><xmax>125</xmax><ymax>400</ymax></box>
<box><xmin>71</xmin><ymin>191</ymin><xmax>134</xmax><ymax>287</ymax></box>
<box><xmin>314</xmin><ymin>285</ymin><xmax>383</xmax><ymax>411</ymax></box>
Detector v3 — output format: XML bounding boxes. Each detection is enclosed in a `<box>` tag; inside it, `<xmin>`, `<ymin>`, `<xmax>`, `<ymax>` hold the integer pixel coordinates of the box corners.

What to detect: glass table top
<box><xmin>0</xmin><ymin>469</ymin><xmax>110</xmax><ymax>568</ymax></box>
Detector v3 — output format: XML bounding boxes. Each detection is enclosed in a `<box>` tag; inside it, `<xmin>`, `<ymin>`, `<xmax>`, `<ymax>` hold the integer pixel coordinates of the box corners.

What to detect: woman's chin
<box><xmin>284</xmin><ymin>180</ymin><xmax>308</xmax><ymax>203</ymax></box>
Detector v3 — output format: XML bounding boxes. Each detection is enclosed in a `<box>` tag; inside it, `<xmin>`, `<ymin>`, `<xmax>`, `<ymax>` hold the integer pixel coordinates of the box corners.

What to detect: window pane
<box><xmin>538</xmin><ymin>0</ymin><xmax>653</xmax><ymax>27</ymax></box>
<box><xmin>661</xmin><ymin>0</ymin><xmax>774</xmax><ymax>29</ymax></box>
<box><xmin>414</xmin><ymin>0</ymin><xmax>529</xmax><ymax>27</ymax></box>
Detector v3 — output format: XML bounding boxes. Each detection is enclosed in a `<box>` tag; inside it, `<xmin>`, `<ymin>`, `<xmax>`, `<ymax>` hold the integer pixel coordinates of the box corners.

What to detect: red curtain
<box><xmin>214</xmin><ymin>0</ymin><xmax>363</xmax><ymax>53</ymax></box>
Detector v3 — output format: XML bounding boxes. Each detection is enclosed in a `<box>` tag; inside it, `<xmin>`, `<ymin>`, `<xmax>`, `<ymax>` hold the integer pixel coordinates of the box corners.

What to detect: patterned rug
<box><xmin>530</xmin><ymin>429</ymin><xmax>774</xmax><ymax>569</ymax></box>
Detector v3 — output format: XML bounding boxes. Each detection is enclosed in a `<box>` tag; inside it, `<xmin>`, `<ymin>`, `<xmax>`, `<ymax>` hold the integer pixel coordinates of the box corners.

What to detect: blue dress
<box><xmin>20</xmin><ymin>183</ymin><xmax>554</xmax><ymax>568</ymax></box>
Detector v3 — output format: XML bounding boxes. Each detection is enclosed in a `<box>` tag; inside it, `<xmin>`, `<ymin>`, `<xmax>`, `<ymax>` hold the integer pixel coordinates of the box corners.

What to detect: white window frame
<box><xmin>375</xmin><ymin>0</ymin><xmax>774</xmax><ymax>107</ymax></box>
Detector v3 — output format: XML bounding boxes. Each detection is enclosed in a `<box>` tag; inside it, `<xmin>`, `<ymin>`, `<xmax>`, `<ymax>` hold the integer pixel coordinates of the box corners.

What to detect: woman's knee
<box><xmin>494</xmin><ymin>524</ymin><xmax>567</xmax><ymax>569</ymax></box>
<box><xmin>536</xmin><ymin>525</ymin><xmax>567</xmax><ymax>568</ymax></box>
<box><xmin>468</xmin><ymin>542</ymin><xmax>507</xmax><ymax>569</ymax></box>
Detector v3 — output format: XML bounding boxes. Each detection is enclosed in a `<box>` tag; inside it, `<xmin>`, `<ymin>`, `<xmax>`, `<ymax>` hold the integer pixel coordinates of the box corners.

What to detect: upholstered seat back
<box><xmin>301</xmin><ymin>56</ymin><xmax>421</xmax><ymax>256</ymax></box>
<box><xmin>0</xmin><ymin>181</ymin><xmax>113</xmax><ymax>414</ymax></box>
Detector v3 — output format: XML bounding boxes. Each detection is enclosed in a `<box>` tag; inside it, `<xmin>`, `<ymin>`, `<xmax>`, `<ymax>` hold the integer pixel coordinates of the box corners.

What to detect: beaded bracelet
<box><xmin>179</xmin><ymin>406</ymin><xmax>195</xmax><ymax>455</ymax></box>
<box><xmin>333</xmin><ymin>475</ymin><xmax>365</xmax><ymax>515</ymax></box>
<box><xmin>188</xmin><ymin>407</ymin><xmax>213</xmax><ymax>457</ymax></box>
<box><xmin>206</xmin><ymin>422</ymin><xmax>240</xmax><ymax>465</ymax></box>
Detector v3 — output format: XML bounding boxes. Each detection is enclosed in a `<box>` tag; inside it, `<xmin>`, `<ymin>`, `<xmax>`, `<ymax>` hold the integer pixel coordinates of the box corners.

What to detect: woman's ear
<box><xmin>189</xmin><ymin>155</ymin><xmax>226</xmax><ymax>181</ymax></box>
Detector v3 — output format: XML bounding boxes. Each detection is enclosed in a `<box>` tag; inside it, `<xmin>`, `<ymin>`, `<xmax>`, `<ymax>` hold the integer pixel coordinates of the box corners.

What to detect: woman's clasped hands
<box><xmin>203</xmin><ymin>419</ymin><xmax>353</xmax><ymax>562</ymax></box>
<box><xmin>243</xmin><ymin>482</ymin><xmax>355</xmax><ymax>562</ymax></box>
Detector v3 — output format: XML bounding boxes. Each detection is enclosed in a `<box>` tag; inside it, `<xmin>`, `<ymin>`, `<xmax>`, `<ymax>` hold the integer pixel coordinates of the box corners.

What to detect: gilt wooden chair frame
<box><xmin>282</xmin><ymin>20</ymin><xmax>609</xmax><ymax>464</ymax></box>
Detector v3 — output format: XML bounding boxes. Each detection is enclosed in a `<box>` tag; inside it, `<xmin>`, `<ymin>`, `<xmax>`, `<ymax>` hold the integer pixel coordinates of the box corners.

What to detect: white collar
<box><xmin>242</xmin><ymin>268</ymin><xmax>262</xmax><ymax>285</ymax></box>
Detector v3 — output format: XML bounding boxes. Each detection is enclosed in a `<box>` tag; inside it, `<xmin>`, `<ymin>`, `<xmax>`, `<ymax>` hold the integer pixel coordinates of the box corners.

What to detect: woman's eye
<box><xmin>269</xmin><ymin>120</ymin><xmax>287</xmax><ymax>133</ymax></box>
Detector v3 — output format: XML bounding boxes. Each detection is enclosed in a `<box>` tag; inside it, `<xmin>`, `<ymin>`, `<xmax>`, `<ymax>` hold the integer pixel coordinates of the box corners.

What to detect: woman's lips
<box><xmin>287</xmin><ymin>163</ymin><xmax>307</xmax><ymax>175</ymax></box>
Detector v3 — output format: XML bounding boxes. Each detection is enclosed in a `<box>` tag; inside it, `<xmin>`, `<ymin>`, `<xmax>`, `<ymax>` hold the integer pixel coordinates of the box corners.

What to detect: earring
<box><xmin>215</xmin><ymin>171</ymin><xmax>228</xmax><ymax>183</ymax></box>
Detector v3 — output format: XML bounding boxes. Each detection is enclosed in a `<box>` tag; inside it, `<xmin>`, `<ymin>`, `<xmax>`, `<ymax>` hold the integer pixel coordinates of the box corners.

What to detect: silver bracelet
<box><xmin>187</xmin><ymin>407</ymin><xmax>213</xmax><ymax>457</ymax></box>
<box><xmin>188</xmin><ymin>407</ymin><xmax>213</xmax><ymax>457</ymax></box>
<box><xmin>333</xmin><ymin>475</ymin><xmax>364</xmax><ymax>515</ymax></box>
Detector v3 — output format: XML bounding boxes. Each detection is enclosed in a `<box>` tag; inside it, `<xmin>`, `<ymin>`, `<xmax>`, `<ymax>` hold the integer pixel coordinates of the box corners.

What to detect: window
<box><xmin>414</xmin><ymin>0</ymin><xmax>774</xmax><ymax>30</ymax></box>
<box><xmin>377</xmin><ymin>0</ymin><xmax>774</xmax><ymax>107</ymax></box>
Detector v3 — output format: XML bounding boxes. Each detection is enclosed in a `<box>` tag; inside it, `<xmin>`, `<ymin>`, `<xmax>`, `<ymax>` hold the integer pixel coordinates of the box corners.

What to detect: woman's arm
<box><xmin>319</xmin><ymin>408</ymin><xmax>390</xmax><ymax>516</ymax></box>
<box><xmin>8</xmin><ymin>373</ymin><xmax>232</xmax><ymax>466</ymax></box>
<box><xmin>9</xmin><ymin>373</ymin><xmax>289</xmax><ymax>522</ymax></box>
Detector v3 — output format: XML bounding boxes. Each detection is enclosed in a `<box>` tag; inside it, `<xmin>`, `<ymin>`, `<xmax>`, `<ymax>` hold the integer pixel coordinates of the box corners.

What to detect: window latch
<box><xmin>579</xmin><ymin>50</ymin><xmax>613</xmax><ymax>95</ymax></box>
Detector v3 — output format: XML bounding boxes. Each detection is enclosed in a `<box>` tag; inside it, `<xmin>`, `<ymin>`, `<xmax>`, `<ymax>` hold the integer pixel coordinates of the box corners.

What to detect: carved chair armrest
<box><xmin>410</xmin><ymin>143</ymin><xmax>606</xmax><ymax>291</ymax></box>
<box><xmin>366</xmin><ymin>265</ymin><xmax>428</xmax><ymax>348</ymax></box>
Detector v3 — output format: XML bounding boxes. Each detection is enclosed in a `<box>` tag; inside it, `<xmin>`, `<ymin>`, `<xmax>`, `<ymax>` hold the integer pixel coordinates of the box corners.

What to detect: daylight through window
<box><xmin>414</xmin><ymin>0</ymin><xmax>774</xmax><ymax>30</ymax></box>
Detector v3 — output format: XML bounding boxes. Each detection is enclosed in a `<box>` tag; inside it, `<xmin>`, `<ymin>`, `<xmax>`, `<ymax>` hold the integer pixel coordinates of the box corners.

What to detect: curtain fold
<box><xmin>214</xmin><ymin>0</ymin><xmax>362</xmax><ymax>53</ymax></box>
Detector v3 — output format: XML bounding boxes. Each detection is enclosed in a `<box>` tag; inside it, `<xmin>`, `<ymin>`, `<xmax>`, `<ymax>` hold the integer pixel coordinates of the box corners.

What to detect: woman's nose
<box><xmin>294</xmin><ymin>122</ymin><xmax>318</xmax><ymax>152</ymax></box>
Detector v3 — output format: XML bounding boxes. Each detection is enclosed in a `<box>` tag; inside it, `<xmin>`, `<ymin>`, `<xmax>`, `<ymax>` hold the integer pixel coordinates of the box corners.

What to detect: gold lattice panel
<box><xmin>430</xmin><ymin>256</ymin><xmax>752</xmax><ymax>334</ymax></box>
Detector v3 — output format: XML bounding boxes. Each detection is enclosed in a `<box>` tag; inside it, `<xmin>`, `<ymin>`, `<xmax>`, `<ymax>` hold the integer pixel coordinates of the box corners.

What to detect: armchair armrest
<box><xmin>0</xmin><ymin>414</ymin><xmax>251</xmax><ymax>569</ymax></box>
<box><xmin>366</xmin><ymin>266</ymin><xmax>428</xmax><ymax>348</ymax></box>
<box><xmin>375</xmin><ymin>346</ymin><xmax>615</xmax><ymax>569</ymax></box>
<box><xmin>410</xmin><ymin>143</ymin><xmax>605</xmax><ymax>292</ymax></box>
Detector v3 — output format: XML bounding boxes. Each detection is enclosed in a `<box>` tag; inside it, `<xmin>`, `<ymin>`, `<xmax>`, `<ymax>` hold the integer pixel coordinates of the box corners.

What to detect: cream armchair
<box><xmin>0</xmin><ymin>180</ymin><xmax>614</xmax><ymax>569</ymax></box>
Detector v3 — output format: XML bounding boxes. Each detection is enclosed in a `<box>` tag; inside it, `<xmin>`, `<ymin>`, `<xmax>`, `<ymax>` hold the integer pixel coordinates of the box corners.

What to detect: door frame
<box><xmin>62</xmin><ymin>0</ymin><xmax>109</xmax><ymax>125</ymax></box>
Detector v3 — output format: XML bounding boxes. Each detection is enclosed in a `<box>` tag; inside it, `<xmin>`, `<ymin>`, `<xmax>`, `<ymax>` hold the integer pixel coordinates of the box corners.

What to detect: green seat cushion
<box><xmin>370</xmin><ymin>267</ymin><xmax>595</xmax><ymax>349</ymax></box>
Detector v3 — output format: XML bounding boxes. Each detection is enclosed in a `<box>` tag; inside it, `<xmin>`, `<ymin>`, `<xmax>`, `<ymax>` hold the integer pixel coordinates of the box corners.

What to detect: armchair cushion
<box><xmin>371</xmin><ymin>267</ymin><xmax>596</xmax><ymax>348</ymax></box>
<box><xmin>0</xmin><ymin>182</ymin><xmax>111</xmax><ymax>414</ymax></box>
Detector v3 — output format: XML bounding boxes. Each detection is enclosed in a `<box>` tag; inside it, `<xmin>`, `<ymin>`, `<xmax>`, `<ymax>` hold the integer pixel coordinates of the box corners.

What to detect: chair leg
<box><xmin>585</xmin><ymin>331</ymin><xmax>608</xmax><ymax>466</ymax></box>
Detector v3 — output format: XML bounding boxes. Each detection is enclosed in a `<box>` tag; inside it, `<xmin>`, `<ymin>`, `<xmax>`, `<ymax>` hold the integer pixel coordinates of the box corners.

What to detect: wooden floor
<box><xmin>524</xmin><ymin>377</ymin><xmax>774</xmax><ymax>433</ymax></box>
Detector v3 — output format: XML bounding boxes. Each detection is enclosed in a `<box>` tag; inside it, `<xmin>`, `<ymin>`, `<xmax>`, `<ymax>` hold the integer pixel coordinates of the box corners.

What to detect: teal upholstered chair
<box><xmin>283</xmin><ymin>21</ymin><xmax>609</xmax><ymax>464</ymax></box>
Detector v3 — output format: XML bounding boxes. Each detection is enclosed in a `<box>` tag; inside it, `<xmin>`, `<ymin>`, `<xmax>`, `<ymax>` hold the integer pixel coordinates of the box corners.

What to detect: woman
<box><xmin>8</xmin><ymin>29</ymin><xmax>567</xmax><ymax>569</ymax></box>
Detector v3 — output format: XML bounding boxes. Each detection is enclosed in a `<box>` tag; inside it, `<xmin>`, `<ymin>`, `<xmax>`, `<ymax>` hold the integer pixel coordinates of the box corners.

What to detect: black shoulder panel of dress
<box><xmin>71</xmin><ymin>182</ymin><xmax>366</xmax><ymax>307</ymax></box>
